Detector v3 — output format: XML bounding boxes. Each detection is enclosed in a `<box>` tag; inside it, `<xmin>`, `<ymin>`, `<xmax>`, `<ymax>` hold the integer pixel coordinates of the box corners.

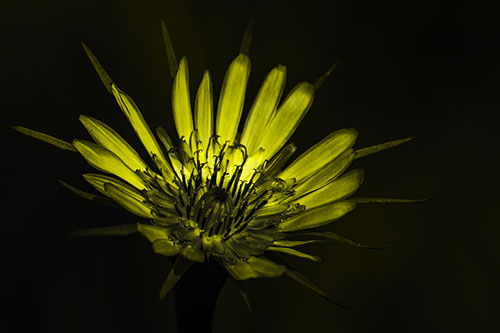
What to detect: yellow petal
<box><xmin>240</xmin><ymin>65</ymin><xmax>286</xmax><ymax>154</ymax></box>
<box><xmin>74</xmin><ymin>140</ymin><xmax>145</xmax><ymax>189</ymax></box>
<box><xmin>83</xmin><ymin>173</ymin><xmax>144</xmax><ymax>200</ymax></box>
<box><xmin>278</xmin><ymin>201</ymin><xmax>356</xmax><ymax>232</ymax></box>
<box><xmin>216</xmin><ymin>54</ymin><xmax>251</xmax><ymax>144</ymax></box>
<box><xmin>279</xmin><ymin>128</ymin><xmax>358</xmax><ymax>182</ymax></box>
<box><xmin>79</xmin><ymin>115</ymin><xmax>147</xmax><ymax>172</ymax></box>
<box><xmin>225</xmin><ymin>256</ymin><xmax>286</xmax><ymax>280</ymax></box>
<box><xmin>296</xmin><ymin>169</ymin><xmax>365</xmax><ymax>209</ymax></box>
<box><xmin>172</xmin><ymin>57</ymin><xmax>194</xmax><ymax>140</ymax></box>
<box><xmin>111</xmin><ymin>84</ymin><xmax>170</xmax><ymax>171</ymax></box>
<box><xmin>195</xmin><ymin>70</ymin><xmax>213</xmax><ymax>149</ymax></box>
<box><xmin>137</xmin><ymin>223</ymin><xmax>170</xmax><ymax>242</ymax></box>
<box><xmin>104</xmin><ymin>183</ymin><xmax>154</xmax><ymax>218</ymax></box>
<box><xmin>293</xmin><ymin>149</ymin><xmax>355</xmax><ymax>195</ymax></box>
<box><xmin>257</xmin><ymin>82</ymin><xmax>314</xmax><ymax>160</ymax></box>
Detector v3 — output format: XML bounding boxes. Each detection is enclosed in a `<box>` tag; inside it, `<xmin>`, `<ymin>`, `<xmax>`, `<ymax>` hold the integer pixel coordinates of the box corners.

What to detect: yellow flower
<box><xmin>13</xmin><ymin>21</ymin><xmax>422</xmax><ymax>305</ymax></box>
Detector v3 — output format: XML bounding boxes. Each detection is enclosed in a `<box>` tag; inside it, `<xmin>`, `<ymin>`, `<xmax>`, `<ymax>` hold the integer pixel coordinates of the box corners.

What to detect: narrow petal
<box><xmin>195</xmin><ymin>70</ymin><xmax>213</xmax><ymax>148</ymax></box>
<box><xmin>104</xmin><ymin>183</ymin><xmax>155</xmax><ymax>218</ymax></box>
<box><xmin>257</xmin><ymin>82</ymin><xmax>314</xmax><ymax>160</ymax></box>
<box><xmin>225</xmin><ymin>256</ymin><xmax>286</xmax><ymax>280</ymax></box>
<box><xmin>240</xmin><ymin>65</ymin><xmax>286</xmax><ymax>154</ymax></box>
<box><xmin>216</xmin><ymin>54</ymin><xmax>251</xmax><ymax>144</ymax></box>
<box><xmin>295</xmin><ymin>169</ymin><xmax>365</xmax><ymax>209</ymax></box>
<box><xmin>355</xmin><ymin>137</ymin><xmax>414</xmax><ymax>159</ymax></box>
<box><xmin>279</xmin><ymin>128</ymin><xmax>358</xmax><ymax>182</ymax></box>
<box><xmin>159</xmin><ymin>255</ymin><xmax>193</xmax><ymax>300</ymax></box>
<box><xmin>79</xmin><ymin>115</ymin><xmax>148</xmax><ymax>172</ymax></box>
<box><xmin>12</xmin><ymin>126</ymin><xmax>76</xmax><ymax>152</ymax></box>
<box><xmin>74</xmin><ymin>140</ymin><xmax>145</xmax><ymax>189</ymax></box>
<box><xmin>172</xmin><ymin>57</ymin><xmax>194</xmax><ymax>140</ymax></box>
<box><xmin>278</xmin><ymin>201</ymin><xmax>356</xmax><ymax>232</ymax></box>
<box><xmin>111</xmin><ymin>84</ymin><xmax>171</xmax><ymax>173</ymax></box>
<box><xmin>267</xmin><ymin>246</ymin><xmax>321</xmax><ymax>262</ymax></box>
<box><xmin>292</xmin><ymin>149</ymin><xmax>355</xmax><ymax>196</ymax></box>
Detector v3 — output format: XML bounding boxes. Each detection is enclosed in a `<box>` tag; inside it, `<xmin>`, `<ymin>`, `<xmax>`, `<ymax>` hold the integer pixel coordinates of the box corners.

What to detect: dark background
<box><xmin>2</xmin><ymin>0</ymin><xmax>493</xmax><ymax>332</ymax></box>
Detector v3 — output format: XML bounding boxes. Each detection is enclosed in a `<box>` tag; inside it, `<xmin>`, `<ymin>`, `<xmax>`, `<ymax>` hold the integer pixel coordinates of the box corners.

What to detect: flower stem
<box><xmin>173</xmin><ymin>261</ymin><xmax>227</xmax><ymax>333</ymax></box>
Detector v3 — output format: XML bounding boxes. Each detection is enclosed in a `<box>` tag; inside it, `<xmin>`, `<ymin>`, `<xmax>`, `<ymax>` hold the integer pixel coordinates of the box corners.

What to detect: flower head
<box><xmin>14</xmin><ymin>21</ymin><xmax>421</xmax><ymax>304</ymax></box>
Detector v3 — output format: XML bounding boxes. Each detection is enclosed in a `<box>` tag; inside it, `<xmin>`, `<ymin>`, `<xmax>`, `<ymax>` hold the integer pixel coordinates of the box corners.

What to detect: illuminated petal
<box><xmin>111</xmin><ymin>84</ymin><xmax>171</xmax><ymax>172</ymax></box>
<box><xmin>79</xmin><ymin>115</ymin><xmax>147</xmax><ymax>172</ymax></box>
<box><xmin>278</xmin><ymin>201</ymin><xmax>356</xmax><ymax>232</ymax></box>
<box><xmin>74</xmin><ymin>140</ymin><xmax>145</xmax><ymax>189</ymax></box>
<box><xmin>279</xmin><ymin>128</ymin><xmax>357</xmax><ymax>181</ymax></box>
<box><xmin>293</xmin><ymin>149</ymin><xmax>355</xmax><ymax>195</ymax></box>
<box><xmin>296</xmin><ymin>169</ymin><xmax>365</xmax><ymax>209</ymax></box>
<box><xmin>240</xmin><ymin>65</ymin><xmax>286</xmax><ymax>154</ymax></box>
<box><xmin>172</xmin><ymin>57</ymin><xmax>194</xmax><ymax>140</ymax></box>
<box><xmin>195</xmin><ymin>70</ymin><xmax>213</xmax><ymax>148</ymax></box>
<box><xmin>257</xmin><ymin>82</ymin><xmax>314</xmax><ymax>160</ymax></box>
<box><xmin>216</xmin><ymin>54</ymin><xmax>251</xmax><ymax>144</ymax></box>
<box><xmin>83</xmin><ymin>173</ymin><xmax>143</xmax><ymax>200</ymax></box>
<box><xmin>103</xmin><ymin>183</ymin><xmax>154</xmax><ymax>218</ymax></box>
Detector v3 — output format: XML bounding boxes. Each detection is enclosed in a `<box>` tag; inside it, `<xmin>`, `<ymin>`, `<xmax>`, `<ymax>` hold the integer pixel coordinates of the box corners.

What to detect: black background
<box><xmin>2</xmin><ymin>0</ymin><xmax>493</xmax><ymax>332</ymax></box>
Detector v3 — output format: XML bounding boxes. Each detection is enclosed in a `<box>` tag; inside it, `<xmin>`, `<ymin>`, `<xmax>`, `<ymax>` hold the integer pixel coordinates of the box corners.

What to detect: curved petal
<box><xmin>111</xmin><ymin>84</ymin><xmax>173</xmax><ymax>178</ymax></box>
<box><xmin>224</xmin><ymin>256</ymin><xmax>286</xmax><ymax>280</ymax></box>
<box><xmin>216</xmin><ymin>54</ymin><xmax>251</xmax><ymax>144</ymax></box>
<box><xmin>292</xmin><ymin>149</ymin><xmax>355</xmax><ymax>196</ymax></box>
<box><xmin>295</xmin><ymin>169</ymin><xmax>365</xmax><ymax>209</ymax></box>
<box><xmin>277</xmin><ymin>201</ymin><xmax>356</xmax><ymax>232</ymax></box>
<box><xmin>104</xmin><ymin>183</ymin><xmax>155</xmax><ymax>218</ymax></box>
<box><xmin>257</xmin><ymin>82</ymin><xmax>314</xmax><ymax>161</ymax></box>
<box><xmin>195</xmin><ymin>70</ymin><xmax>213</xmax><ymax>149</ymax></box>
<box><xmin>79</xmin><ymin>115</ymin><xmax>148</xmax><ymax>172</ymax></box>
<box><xmin>240</xmin><ymin>64</ymin><xmax>286</xmax><ymax>155</ymax></box>
<box><xmin>279</xmin><ymin>128</ymin><xmax>358</xmax><ymax>182</ymax></box>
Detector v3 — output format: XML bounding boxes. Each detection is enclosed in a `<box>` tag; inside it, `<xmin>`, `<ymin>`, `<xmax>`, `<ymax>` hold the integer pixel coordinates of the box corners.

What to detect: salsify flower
<box><xmin>13</xmin><ymin>21</ymin><xmax>421</xmax><ymax>306</ymax></box>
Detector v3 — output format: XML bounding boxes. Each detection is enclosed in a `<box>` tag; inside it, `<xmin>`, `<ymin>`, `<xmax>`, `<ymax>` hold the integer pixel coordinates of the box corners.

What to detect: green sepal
<box><xmin>355</xmin><ymin>137</ymin><xmax>413</xmax><ymax>159</ymax></box>
<box><xmin>285</xmin><ymin>269</ymin><xmax>349</xmax><ymax>309</ymax></box>
<box><xmin>160</xmin><ymin>19</ymin><xmax>178</xmax><ymax>78</ymax></box>
<box><xmin>12</xmin><ymin>126</ymin><xmax>76</xmax><ymax>152</ymax></box>
<box><xmin>58</xmin><ymin>180</ymin><xmax>122</xmax><ymax>210</ymax></box>
<box><xmin>81</xmin><ymin>41</ymin><xmax>114</xmax><ymax>93</ymax></box>
<box><xmin>70</xmin><ymin>224</ymin><xmax>137</xmax><ymax>237</ymax></box>
<box><xmin>159</xmin><ymin>255</ymin><xmax>193</xmax><ymax>300</ymax></box>
<box><xmin>350</xmin><ymin>197</ymin><xmax>430</xmax><ymax>204</ymax></box>
<box><xmin>288</xmin><ymin>231</ymin><xmax>397</xmax><ymax>249</ymax></box>
<box><xmin>232</xmin><ymin>279</ymin><xmax>253</xmax><ymax>315</ymax></box>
